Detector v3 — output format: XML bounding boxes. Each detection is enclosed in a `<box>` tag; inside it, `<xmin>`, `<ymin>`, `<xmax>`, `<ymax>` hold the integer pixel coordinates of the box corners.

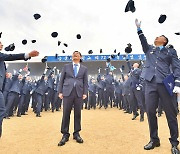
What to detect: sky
<box><xmin>0</xmin><ymin>0</ymin><xmax>180</xmax><ymax>58</ymax></box>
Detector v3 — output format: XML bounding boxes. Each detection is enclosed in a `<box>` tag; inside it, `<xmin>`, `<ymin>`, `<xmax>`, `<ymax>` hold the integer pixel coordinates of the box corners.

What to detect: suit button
<box><xmin>155</xmin><ymin>67</ymin><xmax>156</xmax><ymax>69</ymax></box>
<box><xmin>156</xmin><ymin>61</ymin><xmax>157</xmax><ymax>64</ymax></box>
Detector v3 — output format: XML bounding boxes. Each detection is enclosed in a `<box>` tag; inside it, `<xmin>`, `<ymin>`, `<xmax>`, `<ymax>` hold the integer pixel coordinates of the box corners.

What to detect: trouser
<box><xmin>123</xmin><ymin>94</ymin><xmax>131</xmax><ymax>112</ymax></box>
<box><xmin>145</xmin><ymin>80</ymin><xmax>179</xmax><ymax>146</ymax></box>
<box><xmin>130</xmin><ymin>88</ymin><xmax>145</xmax><ymax>116</ymax></box>
<box><xmin>35</xmin><ymin>92</ymin><xmax>43</xmax><ymax>115</ymax></box>
<box><xmin>61</xmin><ymin>87</ymin><xmax>82</xmax><ymax>138</ymax></box>
<box><xmin>17</xmin><ymin>94</ymin><xmax>26</xmax><ymax>115</ymax></box>
<box><xmin>3</xmin><ymin>91</ymin><xmax>8</xmax><ymax>105</ymax></box>
<box><xmin>23</xmin><ymin>94</ymin><xmax>31</xmax><ymax>113</ymax></box>
<box><xmin>106</xmin><ymin>89</ymin><xmax>115</xmax><ymax>107</ymax></box>
<box><xmin>45</xmin><ymin>88</ymin><xmax>53</xmax><ymax>110</ymax></box>
<box><xmin>0</xmin><ymin>91</ymin><xmax>6</xmax><ymax>128</ymax></box>
<box><xmin>88</xmin><ymin>91</ymin><xmax>96</xmax><ymax>109</ymax></box>
<box><xmin>115</xmin><ymin>92</ymin><xmax>123</xmax><ymax>109</ymax></box>
<box><xmin>98</xmin><ymin>89</ymin><xmax>105</xmax><ymax>107</ymax></box>
<box><xmin>32</xmin><ymin>92</ymin><xmax>37</xmax><ymax>112</ymax></box>
<box><xmin>5</xmin><ymin>92</ymin><xmax>19</xmax><ymax>117</ymax></box>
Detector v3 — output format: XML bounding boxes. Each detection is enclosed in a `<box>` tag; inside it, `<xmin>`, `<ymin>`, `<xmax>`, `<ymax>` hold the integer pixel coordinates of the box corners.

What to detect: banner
<box><xmin>47</xmin><ymin>54</ymin><xmax>146</xmax><ymax>62</ymax></box>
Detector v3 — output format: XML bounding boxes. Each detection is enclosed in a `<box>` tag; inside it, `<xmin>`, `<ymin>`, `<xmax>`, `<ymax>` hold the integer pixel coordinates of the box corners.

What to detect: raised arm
<box><xmin>0</xmin><ymin>50</ymin><xmax>39</xmax><ymax>61</ymax></box>
<box><xmin>135</xmin><ymin>19</ymin><xmax>150</xmax><ymax>53</ymax></box>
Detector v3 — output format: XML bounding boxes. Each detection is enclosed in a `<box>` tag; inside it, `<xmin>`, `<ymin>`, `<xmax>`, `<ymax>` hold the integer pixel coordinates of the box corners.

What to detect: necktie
<box><xmin>74</xmin><ymin>64</ymin><xmax>78</xmax><ymax>77</ymax></box>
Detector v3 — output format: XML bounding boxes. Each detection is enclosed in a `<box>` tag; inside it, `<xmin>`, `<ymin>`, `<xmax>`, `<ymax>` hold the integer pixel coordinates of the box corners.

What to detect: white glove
<box><xmin>44</xmin><ymin>68</ymin><xmax>48</xmax><ymax>74</ymax></box>
<box><xmin>57</xmin><ymin>69</ymin><xmax>60</xmax><ymax>74</ymax></box>
<box><xmin>13</xmin><ymin>69</ymin><xmax>17</xmax><ymax>75</ymax></box>
<box><xmin>173</xmin><ymin>86</ymin><xmax>180</xmax><ymax>93</ymax></box>
<box><xmin>19</xmin><ymin>69</ymin><xmax>22</xmax><ymax>73</ymax></box>
<box><xmin>119</xmin><ymin>68</ymin><xmax>122</xmax><ymax>73</ymax></box>
<box><xmin>136</xmin><ymin>86</ymin><xmax>141</xmax><ymax>91</ymax></box>
<box><xmin>135</xmin><ymin>19</ymin><xmax>141</xmax><ymax>28</ymax></box>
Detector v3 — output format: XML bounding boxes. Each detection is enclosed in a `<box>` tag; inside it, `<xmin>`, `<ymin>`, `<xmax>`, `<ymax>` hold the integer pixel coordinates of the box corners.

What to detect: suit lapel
<box><xmin>70</xmin><ymin>63</ymin><xmax>75</xmax><ymax>77</ymax></box>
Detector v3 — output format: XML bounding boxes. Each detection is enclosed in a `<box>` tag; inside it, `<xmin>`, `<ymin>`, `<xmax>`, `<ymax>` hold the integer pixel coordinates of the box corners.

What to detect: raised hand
<box><xmin>135</xmin><ymin>19</ymin><xmax>141</xmax><ymax>28</ymax></box>
<box><xmin>28</xmin><ymin>50</ymin><xmax>39</xmax><ymax>57</ymax></box>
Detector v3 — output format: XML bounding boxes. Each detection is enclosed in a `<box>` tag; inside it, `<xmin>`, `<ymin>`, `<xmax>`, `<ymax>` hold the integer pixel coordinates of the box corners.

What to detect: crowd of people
<box><xmin>3</xmin><ymin>68</ymin><xmax>62</xmax><ymax>118</ymax></box>
<box><xmin>2</xmin><ymin>59</ymin><xmax>179</xmax><ymax>123</ymax></box>
<box><xmin>1</xmin><ymin>17</ymin><xmax>180</xmax><ymax>153</ymax></box>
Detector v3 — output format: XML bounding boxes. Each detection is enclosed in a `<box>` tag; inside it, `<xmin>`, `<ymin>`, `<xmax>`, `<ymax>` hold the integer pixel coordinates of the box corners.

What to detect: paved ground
<box><xmin>0</xmin><ymin>107</ymin><xmax>179</xmax><ymax>154</ymax></box>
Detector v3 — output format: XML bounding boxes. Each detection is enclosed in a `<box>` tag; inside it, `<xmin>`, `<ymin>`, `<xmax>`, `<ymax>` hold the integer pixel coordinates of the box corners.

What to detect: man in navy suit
<box><xmin>5</xmin><ymin>72</ymin><xmax>24</xmax><ymax>118</ymax></box>
<box><xmin>129</xmin><ymin>62</ymin><xmax>145</xmax><ymax>122</ymax></box>
<box><xmin>3</xmin><ymin>72</ymin><xmax>12</xmax><ymax>105</ymax></box>
<box><xmin>135</xmin><ymin>19</ymin><xmax>180</xmax><ymax>154</ymax></box>
<box><xmin>114</xmin><ymin>77</ymin><xmax>123</xmax><ymax>109</ymax></box>
<box><xmin>45</xmin><ymin>69</ymin><xmax>55</xmax><ymax>112</ymax></box>
<box><xmin>58</xmin><ymin>51</ymin><xmax>88</xmax><ymax>146</ymax></box>
<box><xmin>97</xmin><ymin>74</ymin><xmax>106</xmax><ymax>109</ymax></box>
<box><xmin>0</xmin><ymin>41</ymin><xmax>39</xmax><ymax>138</ymax></box>
<box><xmin>53</xmin><ymin>70</ymin><xmax>62</xmax><ymax>111</ymax></box>
<box><xmin>17</xmin><ymin>74</ymin><xmax>32</xmax><ymax>117</ymax></box>
<box><xmin>88</xmin><ymin>78</ymin><xmax>98</xmax><ymax>110</ymax></box>
<box><xmin>105</xmin><ymin>71</ymin><xmax>115</xmax><ymax>108</ymax></box>
<box><xmin>122</xmin><ymin>75</ymin><xmax>132</xmax><ymax>113</ymax></box>
<box><xmin>34</xmin><ymin>69</ymin><xmax>48</xmax><ymax>117</ymax></box>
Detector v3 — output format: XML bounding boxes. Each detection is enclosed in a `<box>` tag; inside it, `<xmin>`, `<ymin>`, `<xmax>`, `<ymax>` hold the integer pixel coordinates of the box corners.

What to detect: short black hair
<box><xmin>73</xmin><ymin>51</ymin><xmax>82</xmax><ymax>57</ymax></box>
<box><xmin>73</xmin><ymin>51</ymin><xmax>83</xmax><ymax>63</ymax></box>
<box><xmin>161</xmin><ymin>35</ymin><xmax>169</xmax><ymax>46</ymax></box>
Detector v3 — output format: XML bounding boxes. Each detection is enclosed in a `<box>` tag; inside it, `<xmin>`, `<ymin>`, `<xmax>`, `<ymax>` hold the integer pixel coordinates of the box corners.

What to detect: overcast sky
<box><xmin>0</xmin><ymin>0</ymin><xmax>180</xmax><ymax>58</ymax></box>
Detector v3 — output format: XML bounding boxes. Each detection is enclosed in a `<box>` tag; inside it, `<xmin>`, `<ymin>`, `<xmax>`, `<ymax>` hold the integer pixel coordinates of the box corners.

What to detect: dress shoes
<box><xmin>4</xmin><ymin>116</ymin><xmax>10</xmax><ymax>119</ymax></box>
<box><xmin>144</xmin><ymin>141</ymin><xmax>160</xmax><ymax>150</ymax></box>
<box><xmin>36</xmin><ymin>114</ymin><xmax>41</xmax><ymax>117</ymax></box>
<box><xmin>73</xmin><ymin>136</ymin><xmax>84</xmax><ymax>143</ymax></box>
<box><xmin>158</xmin><ymin>113</ymin><xmax>161</xmax><ymax>117</ymax></box>
<box><xmin>17</xmin><ymin>114</ymin><xmax>21</xmax><ymax>117</ymax></box>
<box><xmin>132</xmin><ymin>113</ymin><xmax>139</xmax><ymax>120</ymax></box>
<box><xmin>58</xmin><ymin>137</ymin><xmax>69</xmax><ymax>146</ymax></box>
<box><xmin>171</xmin><ymin>146</ymin><xmax>180</xmax><ymax>154</ymax></box>
<box><xmin>140</xmin><ymin>115</ymin><xmax>144</xmax><ymax>122</ymax></box>
<box><xmin>21</xmin><ymin>113</ymin><xmax>27</xmax><ymax>115</ymax></box>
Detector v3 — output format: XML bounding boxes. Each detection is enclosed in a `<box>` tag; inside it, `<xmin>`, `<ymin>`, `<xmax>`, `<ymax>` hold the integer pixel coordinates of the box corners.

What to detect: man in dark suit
<box><xmin>97</xmin><ymin>74</ymin><xmax>106</xmax><ymax>109</ymax></box>
<box><xmin>88</xmin><ymin>78</ymin><xmax>98</xmax><ymax>110</ymax></box>
<box><xmin>0</xmin><ymin>41</ymin><xmax>39</xmax><ymax>138</ymax></box>
<box><xmin>5</xmin><ymin>72</ymin><xmax>24</xmax><ymax>118</ymax></box>
<box><xmin>58</xmin><ymin>51</ymin><xmax>88</xmax><ymax>146</ymax></box>
<box><xmin>105</xmin><ymin>71</ymin><xmax>115</xmax><ymax>108</ymax></box>
<box><xmin>53</xmin><ymin>70</ymin><xmax>62</xmax><ymax>111</ymax></box>
<box><xmin>135</xmin><ymin>19</ymin><xmax>180</xmax><ymax>154</ymax></box>
<box><xmin>17</xmin><ymin>74</ymin><xmax>32</xmax><ymax>117</ymax></box>
<box><xmin>129</xmin><ymin>62</ymin><xmax>145</xmax><ymax>122</ymax></box>
<box><xmin>122</xmin><ymin>75</ymin><xmax>132</xmax><ymax>114</ymax></box>
<box><xmin>34</xmin><ymin>69</ymin><xmax>48</xmax><ymax>117</ymax></box>
<box><xmin>45</xmin><ymin>69</ymin><xmax>55</xmax><ymax>112</ymax></box>
<box><xmin>114</xmin><ymin>77</ymin><xmax>123</xmax><ymax>109</ymax></box>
